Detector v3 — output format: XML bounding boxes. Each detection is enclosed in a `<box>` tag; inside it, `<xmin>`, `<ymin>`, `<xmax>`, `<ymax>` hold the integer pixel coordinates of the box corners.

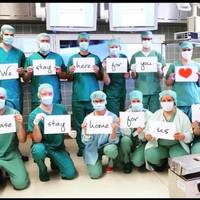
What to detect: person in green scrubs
<box><xmin>0</xmin><ymin>87</ymin><xmax>29</xmax><ymax>190</ymax></box>
<box><xmin>102</xmin><ymin>39</ymin><xmax>130</xmax><ymax>116</ymax></box>
<box><xmin>119</xmin><ymin>90</ymin><xmax>153</xmax><ymax>173</ymax></box>
<box><xmin>81</xmin><ymin>90</ymin><xmax>120</xmax><ymax>179</ymax></box>
<box><xmin>28</xmin><ymin>83</ymin><xmax>77</xmax><ymax>182</ymax></box>
<box><xmin>191</xmin><ymin>121</ymin><xmax>200</xmax><ymax>154</ymax></box>
<box><xmin>0</xmin><ymin>24</ymin><xmax>26</xmax><ymax>113</ymax></box>
<box><xmin>24</xmin><ymin>33</ymin><xmax>67</xmax><ymax>110</ymax></box>
<box><xmin>130</xmin><ymin>31</ymin><xmax>166</xmax><ymax>113</ymax></box>
<box><xmin>145</xmin><ymin>90</ymin><xmax>193</xmax><ymax>171</ymax></box>
<box><xmin>67</xmin><ymin>32</ymin><xmax>103</xmax><ymax>157</ymax></box>
<box><xmin>165</xmin><ymin>41</ymin><xmax>200</xmax><ymax>121</ymax></box>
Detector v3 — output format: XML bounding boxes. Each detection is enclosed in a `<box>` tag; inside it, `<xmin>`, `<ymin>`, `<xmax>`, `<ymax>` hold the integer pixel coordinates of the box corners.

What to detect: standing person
<box><xmin>165</xmin><ymin>41</ymin><xmax>200</xmax><ymax>121</ymax></box>
<box><xmin>119</xmin><ymin>90</ymin><xmax>153</xmax><ymax>173</ymax></box>
<box><xmin>102</xmin><ymin>38</ymin><xmax>130</xmax><ymax>116</ymax></box>
<box><xmin>81</xmin><ymin>90</ymin><xmax>120</xmax><ymax>179</ymax></box>
<box><xmin>24</xmin><ymin>33</ymin><xmax>67</xmax><ymax>110</ymax></box>
<box><xmin>28</xmin><ymin>83</ymin><xmax>77</xmax><ymax>182</ymax></box>
<box><xmin>67</xmin><ymin>32</ymin><xmax>103</xmax><ymax>156</ymax></box>
<box><xmin>145</xmin><ymin>90</ymin><xmax>193</xmax><ymax>171</ymax></box>
<box><xmin>130</xmin><ymin>31</ymin><xmax>166</xmax><ymax>113</ymax></box>
<box><xmin>0</xmin><ymin>87</ymin><xmax>29</xmax><ymax>190</ymax></box>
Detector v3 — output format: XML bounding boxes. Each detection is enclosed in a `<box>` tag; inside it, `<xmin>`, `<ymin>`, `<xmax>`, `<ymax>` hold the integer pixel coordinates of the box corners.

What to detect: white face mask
<box><xmin>92</xmin><ymin>101</ymin><xmax>106</xmax><ymax>111</ymax></box>
<box><xmin>181</xmin><ymin>51</ymin><xmax>192</xmax><ymax>61</ymax></box>
<box><xmin>161</xmin><ymin>101</ymin><xmax>174</xmax><ymax>112</ymax></box>
<box><xmin>109</xmin><ymin>47</ymin><xmax>120</xmax><ymax>57</ymax></box>
<box><xmin>39</xmin><ymin>42</ymin><xmax>50</xmax><ymax>53</ymax></box>
<box><xmin>142</xmin><ymin>40</ymin><xmax>152</xmax><ymax>49</ymax></box>
<box><xmin>0</xmin><ymin>99</ymin><xmax>5</xmax><ymax>109</ymax></box>
<box><xmin>41</xmin><ymin>96</ymin><xmax>53</xmax><ymax>105</ymax></box>
<box><xmin>79</xmin><ymin>42</ymin><xmax>89</xmax><ymax>51</ymax></box>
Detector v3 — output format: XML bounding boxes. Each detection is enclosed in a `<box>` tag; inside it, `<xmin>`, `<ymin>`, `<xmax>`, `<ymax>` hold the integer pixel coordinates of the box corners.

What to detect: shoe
<box><xmin>39</xmin><ymin>169</ymin><xmax>50</xmax><ymax>182</ymax></box>
<box><xmin>151</xmin><ymin>162</ymin><xmax>168</xmax><ymax>172</ymax></box>
<box><xmin>0</xmin><ymin>170</ymin><xmax>5</xmax><ymax>184</ymax></box>
<box><xmin>50</xmin><ymin>162</ymin><xmax>58</xmax><ymax>170</ymax></box>
<box><xmin>76</xmin><ymin>149</ymin><xmax>83</xmax><ymax>157</ymax></box>
<box><xmin>22</xmin><ymin>155</ymin><xmax>29</xmax><ymax>162</ymax></box>
<box><xmin>123</xmin><ymin>162</ymin><xmax>133</xmax><ymax>174</ymax></box>
<box><xmin>105</xmin><ymin>166</ymin><xmax>113</xmax><ymax>173</ymax></box>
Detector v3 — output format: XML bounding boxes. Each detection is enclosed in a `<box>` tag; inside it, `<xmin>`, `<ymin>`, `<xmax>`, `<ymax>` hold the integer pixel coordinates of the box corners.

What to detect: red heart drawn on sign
<box><xmin>178</xmin><ymin>68</ymin><xmax>192</xmax><ymax>78</ymax></box>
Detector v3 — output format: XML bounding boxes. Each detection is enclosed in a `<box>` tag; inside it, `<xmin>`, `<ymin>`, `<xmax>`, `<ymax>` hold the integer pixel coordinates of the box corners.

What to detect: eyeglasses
<box><xmin>131</xmin><ymin>100</ymin><xmax>140</xmax><ymax>103</ymax></box>
<box><xmin>4</xmin><ymin>33</ymin><xmax>14</xmax><ymax>37</ymax></box>
<box><xmin>40</xmin><ymin>39</ymin><xmax>50</xmax><ymax>43</ymax></box>
<box><xmin>142</xmin><ymin>38</ymin><xmax>152</xmax><ymax>41</ymax></box>
<box><xmin>93</xmin><ymin>99</ymin><xmax>104</xmax><ymax>103</ymax></box>
<box><xmin>182</xmin><ymin>48</ymin><xmax>192</xmax><ymax>51</ymax></box>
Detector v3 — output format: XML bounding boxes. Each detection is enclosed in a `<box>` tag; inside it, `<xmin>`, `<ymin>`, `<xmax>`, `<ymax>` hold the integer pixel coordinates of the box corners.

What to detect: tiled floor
<box><xmin>0</xmin><ymin>138</ymin><xmax>169</xmax><ymax>198</ymax></box>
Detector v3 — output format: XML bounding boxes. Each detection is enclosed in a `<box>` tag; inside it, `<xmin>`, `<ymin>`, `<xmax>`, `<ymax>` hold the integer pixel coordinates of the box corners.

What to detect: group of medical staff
<box><xmin>0</xmin><ymin>23</ymin><xmax>200</xmax><ymax>190</ymax></box>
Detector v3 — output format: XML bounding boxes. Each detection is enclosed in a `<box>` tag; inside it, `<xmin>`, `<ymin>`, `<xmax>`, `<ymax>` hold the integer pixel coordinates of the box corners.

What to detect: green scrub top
<box><xmin>130</xmin><ymin>50</ymin><xmax>166</xmax><ymax>95</ymax></box>
<box><xmin>102</xmin><ymin>54</ymin><xmax>130</xmax><ymax>98</ymax></box>
<box><xmin>165</xmin><ymin>60</ymin><xmax>200</xmax><ymax>106</ymax></box>
<box><xmin>67</xmin><ymin>52</ymin><xmax>102</xmax><ymax>101</ymax></box>
<box><xmin>0</xmin><ymin>46</ymin><xmax>25</xmax><ymax>111</ymax></box>
<box><xmin>0</xmin><ymin>106</ymin><xmax>20</xmax><ymax>160</ymax></box>
<box><xmin>24</xmin><ymin>52</ymin><xmax>66</xmax><ymax>105</ymax></box>
<box><xmin>28</xmin><ymin>104</ymin><xmax>67</xmax><ymax>150</ymax></box>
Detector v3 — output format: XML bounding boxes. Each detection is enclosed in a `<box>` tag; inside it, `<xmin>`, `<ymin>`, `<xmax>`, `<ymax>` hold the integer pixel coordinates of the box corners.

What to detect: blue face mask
<box><xmin>92</xmin><ymin>102</ymin><xmax>106</xmax><ymax>111</ymax></box>
<box><xmin>3</xmin><ymin>35</ymin><xmax>14</xmax><ymax>45</ymax></box>
<box><xmin>0</xmin><ymin>99</ymin><xmax>5</xmax><ymax>109</ymax></box>
<box><xmin>109</xmin><ymin>47</ymin><xmax>120</xmax><ymax>57</ymax></box>
<box><xmin>79</xmin><ymin>42</ymin><xmax>89</xmax><ymax>51</ymax></box>
<box><xmin>131</xmin><ymin>102</ymin><xmax>143</xmax><ymax>112</ymax></box>
<box><xmin>41</xmin><ymin>96</ymin><xmax>53</xmax><ymax>105</ymax></box>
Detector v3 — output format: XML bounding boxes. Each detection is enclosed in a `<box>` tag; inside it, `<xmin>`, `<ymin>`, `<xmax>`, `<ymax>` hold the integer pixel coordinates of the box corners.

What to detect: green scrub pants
<box><xmin>72</xmin><ymin>101</ymin><xmax>94</xmax><ymax>152</ymax></box>
<box><xmin>0</xmin><ymin>153</ymin><xmax>29</xmax><ymax>190</ymax></box>
<box><xmin>191</xmin><ymin>137</ymin><xmax>200</xmax><ymax>154</ymax></box>
<box><xmin>86</xmin><ymin>144</ymin><xmax>118</xmax><ymax>179</ymax></box>
<box><xmin>32</xmin><ymin>143</ymin><xmax>77</xmax><ymax>180</ymax></box>
<box><xmin>106</xmin><ymin>96</ymin><xmax>126</xmax><ymax>116</ymax></box>
<box><xmin>145</xmin><ymin>140</ymin><xmax>188</xmax><ymax>167</ymax></box>
<box><xmin>119</xmin><ymin>135</ymin><xmax>145</xmax><ymax>167</ymax></box>
<box><xmin>143</xmin><ymin>94</ymin><xmax>160</xmax><ymax>113</ymax></box>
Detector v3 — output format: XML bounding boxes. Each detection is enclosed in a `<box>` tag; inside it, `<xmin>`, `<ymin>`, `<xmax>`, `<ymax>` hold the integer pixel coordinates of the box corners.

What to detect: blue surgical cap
<box><xmin>180</xmin><ymin>41</ymin><xmax>193</xmax><ymax>50</ymax></box>
<box><xmin>107</xmin><ymin>38</ymin><xmax>121</xmax><ymax>47</ymax></box>
<box><xmin>1</xmin><ymin>24</ymin><xmax>15</xmax><ymax>35</ymax></box>
<box><xmin>78</xmin><ymin>32</ymin><xmax>90</xmax><ymax>41</ymax></box>
<box><xmin>90</xmin><ymin>90</ymin><xmax>107</xmax><ymax>101</ymax></box>
<box><xmin>37</xmin><ymin>33</ymin><xmax>50</xmax><ymax>41</ymax></box>
<box><xmin>0</xmin><ymin>87</ymin><xmax>7</xmax><ymax>99</ymax></box>
<box><xmin>141</xmin><ymin>31</ymin><xmax>153</xmax><ymax>39</ymax></box>
<box><xmin>159</xmin><ymin>90</ymin><xmax>177</xmax><ymax>105</ymax></box>
<box><xmin>129</xmin><ymin>90</ymin><xmax>143</xmax><ymax>102</ymax></box>
<box><xmin>38</xmin><ymin>83</ymin><xmax>54</xmax><ymax>97</ymax></box>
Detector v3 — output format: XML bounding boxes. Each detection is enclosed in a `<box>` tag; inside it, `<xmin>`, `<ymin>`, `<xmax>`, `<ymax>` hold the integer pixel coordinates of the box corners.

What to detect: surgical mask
<box><xmin>92</xmin><ymin>102</ymin><xmax>106</xmax><ymax>111</ymax></box>
<box><xmin>3</xmin><ymin>35</ymin><xmax>14</xmax><ymax>45</ymax></box>
<box><xmin>142</xmin><ymin>40</ymin><xmax>151</xmax><ymax>49</ymax></box>
<box><xmin>161</xmin><ymin>101</ymin><xmax>174</xmax><ymax>112</ymax></box>
<box><xmin>131</xmin><ymin>102</ymin><xmax>143</xmax><ymax>112</ymax></box>
<box><xmin>109</xmin><ymin>47</ymin><xmax>120</xmax><ymax>57</ymax></box>
<box><xmin>41</xmin><ymin>96</ymin><xmax>53</xmax><ymax>105</ymax></box>
<box><xmin>0</xmin><ymin>99</ymin><xmax>5</xmax><ymax>109</ymax></box>
<box><xmin>39</xmin><ymin>42</ymin><xmax>50</xmax><ymax>53</ymax></box>
<box><xmin>79</xmin><ymin>42</ymin><xmax>89</xmax><ymax>51</ymax></box>
<box><xmin>181</xmin><ymin>51</ymin><xmax>192</xmax><ymax>61</ymax></box>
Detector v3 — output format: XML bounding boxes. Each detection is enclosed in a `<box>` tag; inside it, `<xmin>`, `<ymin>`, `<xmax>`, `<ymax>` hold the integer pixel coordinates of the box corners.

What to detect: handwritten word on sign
<box><xmin>119</xmin><ymin>111</ymin><xmax>145</xmax><ymax>128</ymax></box>
<box><xmin>149</xmin><ymin>121</ymin><xmax>176</xmax><ymax>140</ymax></box>
<box><xmin>86</xmin><ymin>116</ymin><xmax>113</xmax><ymax>134</ymax></box>
<box><xmin>0</xmin><ymin>115</ymin><xmax>16</xmax><ymax>134</ymax></box>
<box><xmin>32</xmin><ymin>59</ymin><xmax>56</xmax><ymax>76</ymax></box>
<box><xmin>135</xmin><ymin>57</ymin><xmax>158</xmax><ymax>73</ymax></box>
<box><xmin>106</xmin><ymin>58</ymin><xmax>127</xmax><ymax>73</ymax></box>
<box><xmin>44</xmin><ymin>115</ymin><xmax>71</xmax><ymax>134</ymax></box>
<box><xmin>73</xmin><ymin>58</ymin><xmax>95</xmax><ymax>73</ymax></box>
<box><xmin>175</xmin><ymin>66</ymin><xmax>198</xmax><ymax>82</ymax></box>
<box><xmin>0</xmin><ymin>63</ymin><xmax>19</xmax><ymax>80</ymax></box>
<box><xmin>191</xmin><ymin>104</ymin><xmax>200</xmax><ymax>122</ymax></box>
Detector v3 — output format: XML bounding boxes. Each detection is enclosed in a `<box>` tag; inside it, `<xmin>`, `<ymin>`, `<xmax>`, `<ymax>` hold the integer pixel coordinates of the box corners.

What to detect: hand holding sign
<box><xmin>145</xmin><ymin>133</ymin><xmax>155</xmax><ymax>141</ymax></box>
<box><xmin>174</xmin><ymin>132</ymin><xmax>185</xmax><ymax>141</ymax></box>
<box><xmin>69</xmin><ymin>65</ymin><xmax>76</xmax><ymax>74</ymax></box>
<box><xmin>14</xmin><ymin>114</ymin><xmax>23</xmax><ymax>125</ymax></box>
<box><xmin>33</xmin><ymin>113</ymin><xmax>46</xmax><ymax>125</ymax></box>
<box><xmin>17</xmin><ymin>67</ymin><xmax>24</xmax><ymax>76</ymax></box>
<box><xmin>175</xmin><ymin>66</ymin><xmax>198</xmax><ymax>82</ymax></box>
<box><xmin>136</xmin><ymin>127</ymin><xmax>143</xmax><ymax>135</ymax></box>
<box><xmin>26</xmin><ymin>66</ymin><xmax>33</xmax><ymax>76</ymax></box>
<box><xmin>93</xmin><ymin>65</ymin><xmax>99</xmax><ymax>74</ymax></box>
<box><xmin>55</xmin><ymin>66</ymin><xmax>62</xmax><ymax>75</ymax></box>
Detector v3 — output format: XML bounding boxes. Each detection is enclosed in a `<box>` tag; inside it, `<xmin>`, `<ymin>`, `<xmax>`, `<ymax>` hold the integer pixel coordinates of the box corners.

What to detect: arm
<box><xmin>15</xmin><ymin>114</ymin><xmax>26</xmax><ymax>143</ymax></box>
<box><xmin>102</xmin><ymin>59</ymin><xmax>111</xmax><ymax>85</ymax></box>
<box><xmin>165</xmin><ymin>63</ymin><xmax>175</xmax><ymax>87</ymax></box>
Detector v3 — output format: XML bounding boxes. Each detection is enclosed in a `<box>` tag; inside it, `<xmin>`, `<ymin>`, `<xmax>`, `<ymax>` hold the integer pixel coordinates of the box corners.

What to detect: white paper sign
<box><xmin>106</xmin><ymin>58</ymin><xmax>127</xmax><ymax>73</ymax></box>
<box><xmin>192</xmin><ymin>104</ymin><xmax>200</xmax><ymax>122</ymax></box>
<box><xmin>119</xmin><ymin>111</ymin><xmax>145</xmax><ymax>128</ymax></box>
<box><xmin>0</xmin><ymin>115</ymin><xmax>16</xmax><ymax>134</ymax></box>
<box><xmin>136</xmin><ymin>57</ymin><xmax>158</xmax><ymax>73</ymax></box>
<box><xmin>44</xmin><ymin>115</ymin><xmax>71</xmax><ymax>134</ymax></box>
<box><xmin>149</xmin><ymin>121</ymin><xmax>176</xmax><ymax>140</ymax></box>
<box><xmin>0</xmin><ymin>63</ymin><xmax>19</xmax><ymax>80</ymax></box>
<box><xmin>86</xmin><ymin>116</ymin><xmax>113</xmax><ymax>134</ymax></box>
<box><xmin>175</xmin><ymin>66</ymin><xmax>198</xmax><ymax>82</ymax></box>
<box><xmin>32</xmin><ymin>59</ymin><xmax>56</xmax><ymax>76</ymax></box>
<box><xmin>73</xmin><ymin>58</ymin><xmax>95</xmax><ymax>73</ymax></box>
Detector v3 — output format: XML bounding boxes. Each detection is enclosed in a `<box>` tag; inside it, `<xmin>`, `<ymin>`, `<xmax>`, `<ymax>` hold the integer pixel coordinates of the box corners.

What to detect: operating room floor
<box><xmin>0</xmin><ymin>138</ymin><xmax>169</xmax><ymax>198</ymax></box>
